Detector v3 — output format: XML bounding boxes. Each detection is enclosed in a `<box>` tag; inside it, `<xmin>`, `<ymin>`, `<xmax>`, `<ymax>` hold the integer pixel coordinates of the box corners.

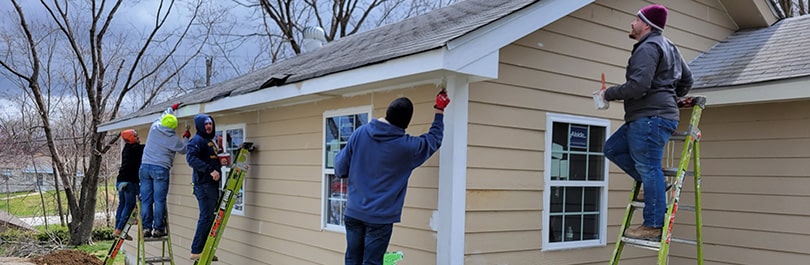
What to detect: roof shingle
<box><xmin>690</xmin><ymin>15</ymin><xmax>810</xmax><ymax>89</ymax></box>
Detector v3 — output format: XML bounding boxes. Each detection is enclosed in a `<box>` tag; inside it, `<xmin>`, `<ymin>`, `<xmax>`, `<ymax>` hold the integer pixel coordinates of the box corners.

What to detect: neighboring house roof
<box><xmin>103</xmin><ymin>0</ymin><xmax>543</xmax><ymax>128</ymax></box>
<box><xmin>690</xmin><ymin>15</ymin><xmax>810</xmax><ymax>89</ymax></box>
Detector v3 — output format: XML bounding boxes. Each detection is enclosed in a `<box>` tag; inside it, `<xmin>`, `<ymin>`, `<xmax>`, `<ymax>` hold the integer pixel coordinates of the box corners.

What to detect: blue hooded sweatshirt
<box><xmin>186</xmin><ymin>114</ymin><xmax>221</xmax><ymax>185</ymax></box>
<box><xmin>334</xmin><ymin>113</ymin><xmax>444</xmax><ymax>224</ymax></box>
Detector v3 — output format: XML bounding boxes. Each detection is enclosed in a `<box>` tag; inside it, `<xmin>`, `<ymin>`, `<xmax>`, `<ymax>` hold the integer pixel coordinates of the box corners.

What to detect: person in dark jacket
<box><xmin>185</xmin><ymin>114</ymin><xmax>221</xmax><ymax>261</ymax></box>
<box><xmin>113</xmin><ymin>129</ymin><xmax>144</xmax><ymax>240</ymax></box>
<box><xmin>335</xmin><ymin>90</ymin><xmax>450</xmax><ymax>265</ymax></box>
<box><xmin>598</xmin><ymin>4</ymin><xmax>693</xmax><ymax>240</ymax></box>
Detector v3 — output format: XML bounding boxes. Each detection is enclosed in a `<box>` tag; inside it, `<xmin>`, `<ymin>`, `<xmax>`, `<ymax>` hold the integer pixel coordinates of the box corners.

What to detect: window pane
<box><xmin>569</xmin><ymin>125</ymin><xmax>589</xmax><ymax>151</ymax></box>
<box><xmin>583</xmin><ymin>187</ymin><xmax>600</xmax><ymax>212</ymax></box>
<box><xmin>549</xmin><ymin>214</ymin><xmax>563</xmax><ymax>243</ymax></box>
<box><xmin>326</xmin><ymin>174</ymin><xmax>347</xmax><ymax>226</ymax></box>
<box><xmin>564</xmin><ymin>186</ymin><xmax>583</xmax><ymax>212</ymax></box>
<box><xmin>563</xmin><ymin>215</ymin><xmax>582</xmax><ymax>242</ymax></box>
<box><xmin>587</xmin><ymin>155</ymin><xmax>605</xmax><ymax>181</ymax></box>
<box><xmin>550</xmin><ymin>186</ymin><xmax>563</xmax><ymax>213</ymax></box>
<box><xmin>568</xmin><ymin>154</ymin><xmax>587</xmax><ymax>181</ymax></box>
<box><xmin>589</xmin><ymin>126</ymin><xmax>605</xmax><ymax>152</ymax></box>
<box><xmin>552</xmin><ymin>122</ymin><xmax>569</xmax><ymax>150</ymax></box>
<box><xmin>583</xmin><ymin>214</ymin><xmax>599</xmax><ymax>240</ymax></box>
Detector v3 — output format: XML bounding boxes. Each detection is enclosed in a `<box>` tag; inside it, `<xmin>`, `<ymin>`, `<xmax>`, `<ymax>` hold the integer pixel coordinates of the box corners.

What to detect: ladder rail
<box><xmin>611</xmin><ymin>96</ymin><xmax>706</xmax><ymax>265</ymax></box>
<box><xmin>137</xmin><ymin>195</ymin><xmax>177</xmax><ymax>265</ymax></box>
<box><xmin>694</xmin><ymin>141</ymin><xmax>705</xmax><ymax>264</ymax></box>
<box><xmin>195</xmin><ymin>142</ymin><xmax>254</xmax><ymax>265</ymax></box>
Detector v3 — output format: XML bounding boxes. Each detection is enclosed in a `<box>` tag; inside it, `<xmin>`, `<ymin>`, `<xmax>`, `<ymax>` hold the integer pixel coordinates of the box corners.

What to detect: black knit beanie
<box><xmin>385</xmin><ymin>97</ymin><xmax>413</xmax><ymax>129</ymax></box>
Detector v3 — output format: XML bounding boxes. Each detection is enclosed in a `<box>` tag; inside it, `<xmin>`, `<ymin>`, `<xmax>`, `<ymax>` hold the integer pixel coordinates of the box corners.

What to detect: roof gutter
<box><xmin>692</xmin><ymin>76</ymin><xmax>810</xmax><ymax>106</ymax></box>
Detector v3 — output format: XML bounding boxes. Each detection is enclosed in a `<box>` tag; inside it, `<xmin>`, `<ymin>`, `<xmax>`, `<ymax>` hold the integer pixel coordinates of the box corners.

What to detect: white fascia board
<box><xmin>205</xmin><ymin>49</ymin><xmax>447</xmax><ymax>113</ymax></box>
<box><xmin>97</xmin><ymin>114</ymin><xmax>158</xmax><ymax>132</ymax></box>
<box><xmin>444</xmin><ymin>0</ymin><xmax>594</xmax><ymax>72</ymax></box>
<box><xmin>692</xmin><ymin>76</ymin><xmax>810</xmax><ymax>106</ymax></box>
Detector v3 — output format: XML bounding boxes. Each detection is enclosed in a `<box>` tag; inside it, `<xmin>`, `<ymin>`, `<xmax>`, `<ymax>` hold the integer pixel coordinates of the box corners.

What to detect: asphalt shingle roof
<box><xmin>107</xmin><ymin>0</ymin><xmax>537</xmax><ymax>125</ymax></box>
<box><xmin>690</xmin><ymin>15</ymin><xmax>810</xmax><ymax>89</ymax></box>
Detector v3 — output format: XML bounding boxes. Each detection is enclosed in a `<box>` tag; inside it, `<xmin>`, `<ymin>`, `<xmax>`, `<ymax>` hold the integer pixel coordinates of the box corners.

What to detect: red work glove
<box><xmin>183</xmin><ymin>130</ymin><xmax>191</xmax><ymax>139</ymax></box>
<box><xmin>434</xmin><ymin>89</ymin><xmax>450</xmax><ymax>111</ymax></box>
<box><xmin>171</xmin><ymin>102</ymin><xmax>181</xmax><ymax>110</ymax></box>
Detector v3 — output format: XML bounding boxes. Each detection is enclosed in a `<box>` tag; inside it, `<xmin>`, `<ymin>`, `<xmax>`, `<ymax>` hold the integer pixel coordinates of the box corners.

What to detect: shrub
<box><xmin>92</xmin><ymin>226</ymin><xmax>114</xmax><ymax>241</ymax></box>
<box><xmin>36</xmin><ymin>226</ymin><xmax>70</xmax><ymax>243</ymax></box>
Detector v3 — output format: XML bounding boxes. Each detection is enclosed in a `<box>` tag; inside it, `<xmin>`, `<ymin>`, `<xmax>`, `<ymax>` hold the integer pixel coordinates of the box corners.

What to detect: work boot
<box><xmin>151</xmin><ymin>229</ymin><xmax>166</xmax><ymax>238</ymax></box>
<box><xmin>624</xmin><ymin>225</ymin><xmax>661</xmax><ymax>240</ymax></box>
<box><xmin>190</xmin><ymin>253</ymin><xmax>218</xmax><ymax>261</ymax></box>
<box><xmin>112</xmin><ymin>229</ymin><xmax>133</xmax><ymax>241</ymax></box>
<box><xmin>143</xmin><ymin>229</ymin><xmax>152</xmax><ymax>238</ymax></box>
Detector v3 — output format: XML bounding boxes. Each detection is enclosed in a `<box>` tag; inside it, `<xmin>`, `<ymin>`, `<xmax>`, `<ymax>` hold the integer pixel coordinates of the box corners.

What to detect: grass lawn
<box><xmin>79</xmin><ymin>240</ymin><xmax>125</xmax><ymax>264</ymax></box>
<box><xmin>0</xmin><ymin>185</ymin><xmax>117</xmax><ymax>218</ymax></box>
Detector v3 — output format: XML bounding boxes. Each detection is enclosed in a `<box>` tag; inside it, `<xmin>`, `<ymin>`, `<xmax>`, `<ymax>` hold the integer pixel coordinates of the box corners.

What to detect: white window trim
<box><xmin>321</xmin><ymin>105</ymin><xmax>373</xmax><ymax>232</ymax></box>
<box><xmin>542</xmin><ymin>113</ymin><xmax>610</xmax><ymax>251</ymax></box>
<box><xmin>217</xmin><ymin>123</ymin><xmax>247</xmax><ymax>216</ymax></box>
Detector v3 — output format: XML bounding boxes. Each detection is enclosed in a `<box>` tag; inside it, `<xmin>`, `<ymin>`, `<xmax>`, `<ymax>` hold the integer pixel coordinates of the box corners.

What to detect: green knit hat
<box><xmin>161</xmin><ymin>114</ymin><xmax>178</xmax><ymax>129</ymax></box>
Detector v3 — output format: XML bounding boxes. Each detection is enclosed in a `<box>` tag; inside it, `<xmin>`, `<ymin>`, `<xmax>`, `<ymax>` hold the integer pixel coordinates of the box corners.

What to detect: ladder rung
<box><xmin>621</xmin><ymin>237</ymin><xmax>661</xmax><ymax>251</ymax></box>
<box><xmin>144</xmin><ymin>237</ymin><xmax>169</xmax><ymax>242</ymax></box>
<box><xmin>669</xmin><ymin>132</ymin><xmax>688</xmax><ymax>141</ymax></box>
<box><xmin>679</xmin><ymin>205</ymin><xmax>696</xmax><ymax>211</ymax></box>
<box><xmin>663</xmin><ymin>168</ymin><xmax>694</xmax><ymax>176</ymax></box>
<box><xmin>670</xmin><ymin>237</ymin><xmax>698</xmax><ymax>245</ymax></box>
<box><xmin>144</xmin><ymin>256</ymin><xmax>173</xmax><ymax>264</ymax></box>
<box><xmin>630</xmin><ymin>201</ymin><xmax>645</xmax><ymax>208</ymax></box>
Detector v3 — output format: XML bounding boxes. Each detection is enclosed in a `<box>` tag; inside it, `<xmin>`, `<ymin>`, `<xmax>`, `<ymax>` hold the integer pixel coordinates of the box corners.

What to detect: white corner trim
<box><xmin>692</xmin><ymin>76</ymin><xmax>810</xmax><ymax>106</ymax></box>
<box><xmin>437</xmin><ymin>76</ymin><xmax>468</xmax><ymax>265</ymax></box>
<box><xmin>444</xmin><ymin>0</ymin><xmax>594</xmax><ymax>71</ymax></box>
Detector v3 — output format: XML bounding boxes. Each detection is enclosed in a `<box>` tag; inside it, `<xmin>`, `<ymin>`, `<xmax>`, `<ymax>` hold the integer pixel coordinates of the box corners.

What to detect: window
<box><xmin>543</xmin><ymin>113</ymin><xmax>609</xmax><ymax>251</ymax></box>
<box><xmin>322</xmin><ymin>106</ymin><xmax>371</xmax><ymax>232</ymax></box>
<box><xmin>216</xmin><ymin>124</ymin><xmax>246</xmax><ymax>216</ymax></box>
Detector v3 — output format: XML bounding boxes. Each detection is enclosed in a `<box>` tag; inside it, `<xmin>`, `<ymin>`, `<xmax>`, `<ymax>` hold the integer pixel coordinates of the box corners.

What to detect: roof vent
<box><xmin>302</xmin><ymin>26</ymin><xmax>327</xmax><ymax>53</ymax></box>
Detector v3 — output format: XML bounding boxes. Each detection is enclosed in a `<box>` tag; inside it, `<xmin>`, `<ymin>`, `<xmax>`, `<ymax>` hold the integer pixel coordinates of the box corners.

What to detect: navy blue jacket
<box><xmin>186</xmin><ymin>114</ymin><xmax>221</xmax><ymax>185</ymax></box>
<box><xmin>334</xmin><ymin>113</ymin><xmax>443</xmax><ymax>224</ymax></box>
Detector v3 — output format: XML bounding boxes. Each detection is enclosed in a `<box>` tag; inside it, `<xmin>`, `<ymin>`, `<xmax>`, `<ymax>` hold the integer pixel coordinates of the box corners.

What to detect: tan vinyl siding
<box><xmin>127</xmin><ymin>86</ymin><xmax>443</xmax><ymax>264</ymax></box>
<box><xmin>667</xmin><ymin>100</ymin><xmax>810</xmax><ymax>263</ymax></box>
<box><xmin>465</xmin><ymin>1</ymin><xmax>736</xmax><ymax>264</ymax></box>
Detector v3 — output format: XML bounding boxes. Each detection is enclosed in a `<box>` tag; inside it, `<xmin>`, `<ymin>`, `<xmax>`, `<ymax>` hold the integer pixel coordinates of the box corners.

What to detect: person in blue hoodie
<box><xmin>335</xmin><ymin>90</ymin><xmax>450</xmax><ymax>265</ymax></box>
<box><xmin>140</xmin><ymin>104</ymin><xmax>189</xmax><ymax>238</ymax></box>
<box><xmin>185</xmin><ymin>114</ymin><xmax>221</xmax><ymax>261</ymax></box>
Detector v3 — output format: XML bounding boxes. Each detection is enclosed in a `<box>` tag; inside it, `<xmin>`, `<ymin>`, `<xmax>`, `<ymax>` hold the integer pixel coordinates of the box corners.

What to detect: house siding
<box><xmin>668</xmin><ymin>100</ymin><xmax>810</xmax><ymax>264</ymax></box>
<box><xmin>127</xmin><ymin>86</ymin><xmax>444</xmax><ymax>264</ymax></box>
<box><xmin>465</xmin><ymin>0</ymin><xmax>736</xmax><ymax>264</ymax></box>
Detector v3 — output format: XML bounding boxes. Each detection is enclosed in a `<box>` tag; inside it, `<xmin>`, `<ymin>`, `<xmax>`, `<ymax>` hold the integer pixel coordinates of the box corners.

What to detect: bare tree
<box><xmin>0</xmin><ymin>0</ymin><xmax>210</xmax><ymax>245</ymax></box>
<box><xmin>770</xmin><ymin>0</ymin><xmax>809</xmax><ymax>18</ymax></box>
<box><xmin>231</xmin><ymin>0</ymin><xmax>458</xmax><ymax>62</ymax></box>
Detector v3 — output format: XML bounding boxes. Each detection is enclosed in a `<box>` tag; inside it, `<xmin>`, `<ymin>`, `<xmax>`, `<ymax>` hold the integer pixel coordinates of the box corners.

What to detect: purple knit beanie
<box><xmin>638</xmin><ymin>4</ymin><xmax>668</xmax><ymax>31</ymax></box>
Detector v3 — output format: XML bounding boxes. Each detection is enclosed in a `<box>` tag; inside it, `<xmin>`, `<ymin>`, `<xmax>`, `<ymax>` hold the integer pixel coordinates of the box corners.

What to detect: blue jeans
<box><xmin>344</xmin><ymin>215</ymin><xmax>393</xmax><ymax>265</ymax></box>
<box><xmin>139</xmin><ymin>163</ymin><xmax>170</xmax><ymax>232</ymax></box>
<box><xmin>605</xmin><ymin>116</ymin><xmax>678</xmax><ymax>228</ymax></box>
<box><xmin>191</xmin><ymin>182</ymin><xmax>220</xmax><ymax>254</ymax></box>
<box><xmin>114</xmin><ymin>181</ymin><xmax>139</xmax><ymax>230</ymax></box>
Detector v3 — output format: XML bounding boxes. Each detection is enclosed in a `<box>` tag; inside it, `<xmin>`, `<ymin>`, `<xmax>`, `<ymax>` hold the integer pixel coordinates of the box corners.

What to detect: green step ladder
<box><xmin>137</xmin><ymin>200</ymin><xmax>176</xmax><ymax>265</ymax></box>
<box><xmin>609</xmin><ymin>96</ymin><xmax>707</xmax><ymax>265</ymax></box>
<box><xmin>194</xmin><ymin>142</ymin><xmax>254</xmax><ymax>265</ymax></box>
